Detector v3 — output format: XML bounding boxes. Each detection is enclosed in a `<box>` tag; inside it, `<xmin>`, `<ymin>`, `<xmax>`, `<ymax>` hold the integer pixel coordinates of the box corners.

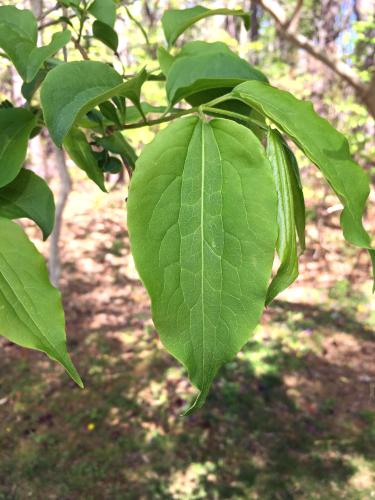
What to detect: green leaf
<box><xmin>0</xmin><ymin>217</ymin><xmax>83</xmax><ymax>387</ymax></box>
<box><xmin>0</xmin><ymin>108</ymin><xmax>36</xmax><ymax>188</ymax></box>
<box><xmin>93</xmin><ymin>20</ymin><xmax>118</xmax><ymax>52</ymax></box>
<box><xmin>0</xmin><ymin>169</ymin><xmax>55</xmax><ymax>240</ymax></box>
<box><xmin>282</xmin><ymin>140</ymin><xmax>305</xmax><ymax>252</ymax></box>
<box><xmin>21</xmin><ymin>68</ymin><xmax>48</xmax><ymax>101</ymax></box>
<box><xmin>26</xmin><ymin>30</ymin><xmax>71</xmax><ymax>83</ymax></box>
<box><xmin>166</xmin><ymin>41</ymin><xmax>267</xmax><ymax>105</ymax></box>
<box><xmin>41</xmin><ymin>62</ymin><xmax>146</xmax><ymax>146</ymax></box>
<box><xmin>266</xmin><ymin>129</ymin><xmax>299</xmax><ymax>304</ymax></box>
<box><xmin>63</xmin><ymin>128</ymin><xmax>106</xmax><ymax>192</ymax></box>
<box><xmin>0</xmin><ymin>6</ymin><xmax>37</xmax><ymax>80</ymax></box>
<box><xmin>233</xmin><ymin>81</ymin><xmax>374</xmax><ymax>280</ymax></box>
<box><xmin>162</xmin><ymin>6</ymin><xmax>250</xmax><ymax>47</ymax></box>
<box><xmin>58</xmin><ymin>0</ymin><xmax>80</xmax><ymax>6</ymax></box>
<box><xmin>99</xmin><ymin>101</ymin><xmax>120</xmax><ymax>124</ymax></box>
<box><xmin>102</xmin><ymin>156</ymin><xmax>122</xmax><ymax>174</ymax></box>
<box><xmin>0</xmin><ymin>100</ymin><xmax>13</xmax><ymax>109</ymax></box>
<box><xmin>127</xmin><ymin>116</ymin><xmax>277</xmax><ymax>412</ymax></box>
<box><xmin>157</xmin><ymin>47</ymin><xmax>174</xmax><ymax>76</ymax></box>
<box><xmin>97</xmin><ymin>132</ymin><xmax>137</xmax><ymax>169</ymax></box>
<box><xmin>112</xmin><ymin>96</ymin><xmax>126</xmax><ymax>122</ymax></box>
<box><xmin>88</xmin><ymin>0</ymin><xmax>116</xmax><ymax>27</ymax></box>
<box><xmin>0</xmin><ymin>6</ymin><xmax>71</xmax><ymax>82</ymax></box>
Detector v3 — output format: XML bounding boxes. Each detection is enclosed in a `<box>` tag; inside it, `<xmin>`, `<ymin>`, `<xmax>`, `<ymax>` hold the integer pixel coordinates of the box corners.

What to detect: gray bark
<box><xmin>49</xmin><ymin>148</ymin><xmax>72</xmax><ymax>288</ymax></box>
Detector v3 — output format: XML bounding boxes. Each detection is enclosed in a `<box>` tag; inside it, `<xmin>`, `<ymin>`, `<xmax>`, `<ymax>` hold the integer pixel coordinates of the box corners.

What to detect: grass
<box><xmin>1</xmin><ymin>288</ymin><xmax>374</xmax><ymax>499</ymax></box>
<box><xmin>0</xmin><ymin>186</ymin><xmax>374</xmax><ymax>499</ymax></box>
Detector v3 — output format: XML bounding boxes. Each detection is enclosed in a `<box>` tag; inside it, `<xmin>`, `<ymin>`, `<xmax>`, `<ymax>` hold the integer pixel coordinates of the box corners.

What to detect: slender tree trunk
<box><xmin>49</xmin><ymin>148</ymin><xmax>72</xmax><ymax>287</ymax></box>
<box><xmin>49</xmin><ymin>6</ymin><xmax>72</xmax><ymax>287</ymax></box>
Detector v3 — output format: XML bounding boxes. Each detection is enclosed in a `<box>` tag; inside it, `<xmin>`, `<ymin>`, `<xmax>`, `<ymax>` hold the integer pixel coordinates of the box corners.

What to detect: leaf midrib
<box><xmin>200</xmin><ymin>121</ymin><xmax>206</xmax><ymax>387</ymax></box>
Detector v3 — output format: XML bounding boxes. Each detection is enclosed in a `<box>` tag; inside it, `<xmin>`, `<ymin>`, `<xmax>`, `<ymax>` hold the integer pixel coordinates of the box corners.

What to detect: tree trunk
<box><xmin>49</xmin><ymin>148</ymin><xmax>72</xmax><ymax>288</ymax></box>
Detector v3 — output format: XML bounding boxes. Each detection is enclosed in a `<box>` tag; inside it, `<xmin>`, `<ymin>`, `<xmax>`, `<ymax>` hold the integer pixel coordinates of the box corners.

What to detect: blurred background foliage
<box><xmin>0</xmin><ymin>0</ymin><xmax>374</xmax><ymax>499</ymax></box>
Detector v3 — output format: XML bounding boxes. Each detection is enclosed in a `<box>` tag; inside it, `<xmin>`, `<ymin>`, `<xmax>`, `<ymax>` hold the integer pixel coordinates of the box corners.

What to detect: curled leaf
<box><xmin>266</xmin><ymin>129</ymin><xmax>300</xmax><ymax>304</ymax></box>
<box><xmin>233</xmin><ymin>81</ymin><xmax>374</xmax><ymax>285</ymax></box>
<box><xmin>63</xmin><ymin>128</ymin><xmax>106</xmax><ymax>192</ymax></box>
<box><xmin>0</xmin><ymin>169</ymin><xmax>55</xmax><ymax>240</ymax></box>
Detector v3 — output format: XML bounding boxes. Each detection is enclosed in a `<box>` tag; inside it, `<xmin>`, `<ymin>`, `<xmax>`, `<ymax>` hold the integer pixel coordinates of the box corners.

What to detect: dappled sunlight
<box><xmin>2</xmin><ymin>176</ymin><xmax>374</xmax><ymax>497</ymax></box>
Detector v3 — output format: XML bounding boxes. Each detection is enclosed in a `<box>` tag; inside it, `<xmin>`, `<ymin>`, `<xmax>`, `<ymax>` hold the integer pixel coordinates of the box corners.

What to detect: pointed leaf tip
<box><xmin>0</xmin><ymin>218</ymin><xmax>82</xmax><ymax>388</ymax></box>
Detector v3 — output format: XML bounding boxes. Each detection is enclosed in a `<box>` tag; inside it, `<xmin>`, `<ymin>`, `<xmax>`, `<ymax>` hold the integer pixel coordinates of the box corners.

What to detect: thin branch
<box><xmin>285</xmin><ymin>0</ymin><xmax>303</xmax><ymax>33</ymax></box>
<box><xmin>202</xmin><ymin>106</ymin><xmax>268</xmax><ymax>130</ymax></box>
<box><xmin>38</xmin><ymin>3</ymin><xmax>59</xmax><ymax>21</ymax></box>
<box><xmin>62</xmin><ymin>6</ymin><xmax>68</xmax><ymax>62</ymax></box>
<box><xmin>73</xmin><ymin>37</ymin><xmax>89</xmax><ymax>60</ymax></box>
<box><xmin>125</xmin><ymin>6</ymin><xmax>151</xmax><ymax>49</ymax></box>
<box><xmin>119</xmin><ymin>108</ymin><xmax>198</xmax><ymax>130</ymax></box>
<box><xmin>38</xmin><ymin>14</ymin><xmax>75</xmax><ymax>30</ymax></box>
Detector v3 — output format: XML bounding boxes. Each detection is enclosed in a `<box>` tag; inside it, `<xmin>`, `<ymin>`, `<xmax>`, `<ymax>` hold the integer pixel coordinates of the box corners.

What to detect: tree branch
<box><xmin>38</xmin><ymin>14</ymin><xmax>75</xmax><ymax>30</ymax></box>
<box><xmin>119</xmin><ymin>108</ymin><xmax>198</xmax><ymax>130</ymax></box>
<box><xmin>73</xmin><ymin>38</ymin><xmax>89</xmax><ymax>60</ymax></box>
<box><xmin>285</xmin><ymin>0</ymin><xmax>303</xmax><ymax>33</ymax></box>
<box><xmin>38</xmin><ymin>2</ymin><xmax>59</xmax><ymax>21</ymax></box>
<box><xmin>256</xmin><ymin>0</ymin><xmax>374</xmax><ymax>114</ymax></box>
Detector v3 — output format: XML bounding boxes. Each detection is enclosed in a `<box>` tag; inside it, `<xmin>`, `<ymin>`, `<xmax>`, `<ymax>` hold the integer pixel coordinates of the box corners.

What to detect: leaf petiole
<box><xmin>119</xmin><ymin>107</ymin><xmax>199</xmax><ymax>130</ymax></box>
<box><xmin>202</xmin><ymin>106</ymin><xmax>268</xmax><ymax>130</ymax></box>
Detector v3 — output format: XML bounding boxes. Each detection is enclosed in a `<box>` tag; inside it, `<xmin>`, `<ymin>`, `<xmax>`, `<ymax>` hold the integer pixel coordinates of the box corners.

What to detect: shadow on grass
<box><xmin>1</xmin><ymin>238</ymin><xmax>374</xmax><ymax>499</ymax></box>
<box><xmin>1</xmin><ymin>313</ymin><xmax>374</xmax><ymax>499</ymax></box>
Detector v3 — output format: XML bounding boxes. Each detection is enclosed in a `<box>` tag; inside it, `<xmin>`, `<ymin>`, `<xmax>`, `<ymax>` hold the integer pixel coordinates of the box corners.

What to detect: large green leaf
<box><xmin>88</xmin><ymin>0</ymin><xmax>116</xmax><ymax>27</ymax></box>
<box><xmin>166</xmin><ymin>41</ymin><xmax>267</xmax><ymax>105</ymax></box>
<box><xmin>41</xmin><ymin>62</ymin><xmax>146</xmax><ymax>146</ymax></box>
<box><xmin>0</xmin><ymin>169</ymin><xmax>55</xmax><ymax>240</ymax></box>
<box><xmin>0</xmin><ymin>108</ymin><xmax>36</xmax><ymax>188</ymax></box>
<box><xmin>233</xmin><ymin>81</ymin><xmax>374</xmax><ymax>280</ymax></box>
<box><xmin>127</xmin><ymin>116</ymin><xmax>277</xmax><ymax>412</ymax></box>
<box><xmin>0</xmin><ymin>6</ymin><xmax>71</xmax><ymax>82</ymax></box>
<box><xmin>0</xmin><ymin>217</ymin><xmax>82</xmax><ymax>387</ymax></box>
<box><xmin>266</xmin><ymin>129</ymin><xmax>299</xmax><ymax>304</ymax></box>
<box><xmin>63</xmin><ymin>128</ymin><xmax>106</xmax><ymax>192</ymax></box>
<box><xmin>162</xmin><ymin>6</ymin><xmax>250</xmax><ymax>47</ymax></box>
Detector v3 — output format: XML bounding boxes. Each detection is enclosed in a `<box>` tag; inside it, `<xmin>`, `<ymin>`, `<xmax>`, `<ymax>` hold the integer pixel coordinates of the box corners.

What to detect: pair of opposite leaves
<box><xmin>128</xmin><ymin>81</ymin><xmax>374</xmax><ymax>414</ymax></box>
